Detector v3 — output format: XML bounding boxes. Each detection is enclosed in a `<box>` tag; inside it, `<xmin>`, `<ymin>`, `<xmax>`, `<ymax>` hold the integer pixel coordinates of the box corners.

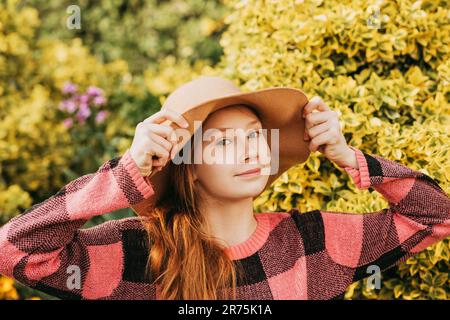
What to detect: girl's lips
<box><xmin>235</xmin><ymin>168</ymin><xmax>261</xmax><ymax>177</ymax></box>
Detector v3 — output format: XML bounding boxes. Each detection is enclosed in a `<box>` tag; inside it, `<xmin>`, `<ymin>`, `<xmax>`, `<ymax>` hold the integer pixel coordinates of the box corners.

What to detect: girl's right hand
<box><xmin>129</xmin><ymin>109</ymin><xmax>189</xmax><ymax>177</ymax></box>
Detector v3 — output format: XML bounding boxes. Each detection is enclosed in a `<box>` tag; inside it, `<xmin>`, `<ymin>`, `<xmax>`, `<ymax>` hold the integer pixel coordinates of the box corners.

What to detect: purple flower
<box><xmin>95</xmin><ymin>110</ymin><xmax>108</xmax><ymax>124</ymax></box>
<box><xmin>66</xmin><ymin>101</ymin><xmax>78</xmax><ymax>113</ymax></box>
<box><xmin>93</xmin><ymin>96</ymin><xmax>106</xmax><ymax>106</ymax></box>
<box><xmin>58</xmin><ymin>100</ymin><xmax>78</xmax><ymax>113</ymax></box>
<box><xmin>79</xmin><ymin>94</ymin><xmax>89</xmax><ymax>104</ymax></box>
<box><xmin>79</xmin><ymin>101</ymin><xmax>88</xmax><ymax>111</ymax></box>
<box><xmin>63</xmin><ymin>118</ymin><xmax>73</xmax><ymax>129</ymax></box>
<box><xmin>86</xmin><ymin>86</ymin><xmax>104</xmax><ymax>97</ymax></box>
<box><xmin>76</xmin><ymin>103</ymin><xmax>91</xmax><ymax>123</ymax></box>
<box><xmin>62</xmin><ymin>82</ymin><xmax>78</xmax><ymax>94</ymax></box>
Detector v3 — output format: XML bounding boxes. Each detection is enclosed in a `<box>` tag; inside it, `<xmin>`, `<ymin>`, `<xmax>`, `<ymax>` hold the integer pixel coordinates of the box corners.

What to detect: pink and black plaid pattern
<box><xmin>0</xmin><ymin>147</ymin><xmax>449</xmax><ymax>300</ymax></box>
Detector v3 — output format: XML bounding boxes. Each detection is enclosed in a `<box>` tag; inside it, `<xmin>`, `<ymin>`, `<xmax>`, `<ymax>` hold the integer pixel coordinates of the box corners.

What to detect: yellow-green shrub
<box><xmin>0</xmin><ymin>276</ymin><xmax>19</xmax><ymax>300</ymax></box>
<box><xmin>0</xmin><ymin>0</ymin><xmax>133</xmax><ymax>221</ymax></box>
<box><xmin>0</xmin><ymin>1</ymin><xmax>137</xmax><ymax>299</ymax></box>
<box><xmin>27</xmin><ymin>0</ymin><xmax>230</xmax><ymax>74</ymax></box>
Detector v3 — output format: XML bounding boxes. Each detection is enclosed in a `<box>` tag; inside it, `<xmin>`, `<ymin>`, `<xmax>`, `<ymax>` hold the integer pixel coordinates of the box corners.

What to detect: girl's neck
<box><xmin>201</xmin><ymin>197</ymin><xmax>257</xmax><ymax>248</ymax></box>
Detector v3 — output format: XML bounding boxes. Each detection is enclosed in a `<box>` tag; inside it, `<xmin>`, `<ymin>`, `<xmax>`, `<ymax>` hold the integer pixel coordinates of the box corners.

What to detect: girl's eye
<box><xmin>215</xmin><ymin>129</ymin><xmax>261</xmax><ymax>146</ymax></box>
<box><xmin>248</xmin><ymin>129</ymin><xmax>261</xmax><ymax>139</ymax></box>
<box><xmin>216</xmin><ymin>138</ymin><xmax>232</xmax><ymax>146</ymax></box>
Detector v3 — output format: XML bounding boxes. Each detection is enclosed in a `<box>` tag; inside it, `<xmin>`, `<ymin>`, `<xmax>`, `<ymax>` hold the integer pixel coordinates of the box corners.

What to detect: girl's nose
<box><xmin>239</xmin><ymin>135</ymin><xmax>259</xmax><ymax>165</ymax></box>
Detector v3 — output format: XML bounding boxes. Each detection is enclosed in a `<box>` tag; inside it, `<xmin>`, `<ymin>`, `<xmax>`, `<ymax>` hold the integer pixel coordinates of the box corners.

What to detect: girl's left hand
<box><xmin>303</xmin><ymin>96</ymin><xmax>358</xmax><ymax>169</ymax></box>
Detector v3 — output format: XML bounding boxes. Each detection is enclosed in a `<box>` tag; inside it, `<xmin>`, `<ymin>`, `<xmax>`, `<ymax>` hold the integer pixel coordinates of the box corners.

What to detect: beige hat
<box><xmin>131</xmin><ymin>76</ymin><xmax>310</xmax><ymax>216</ymax></box>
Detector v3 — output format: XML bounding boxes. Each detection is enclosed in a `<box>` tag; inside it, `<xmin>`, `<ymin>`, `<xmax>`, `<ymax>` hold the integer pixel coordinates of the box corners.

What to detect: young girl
<box><xmin>0</xmin><ymin>77</ymin><xmax>449</xmax><ymax>300</ymax></box>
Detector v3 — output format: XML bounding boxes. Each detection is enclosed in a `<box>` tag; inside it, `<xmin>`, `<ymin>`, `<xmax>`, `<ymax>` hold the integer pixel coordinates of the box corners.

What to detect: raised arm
<box><xmin>0</xmin><ymin>149</ymin><xmax>155</xmax><ymax>299</ymax></box>
<box><xmin>290</xmin><ymin>146</ymin><xmax>450</xmax><ymax>298</ymax></box>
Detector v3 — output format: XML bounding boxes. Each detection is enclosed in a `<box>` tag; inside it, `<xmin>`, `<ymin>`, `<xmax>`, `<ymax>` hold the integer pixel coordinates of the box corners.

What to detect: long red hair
<box><xmin>140</xmin><ymin>105</ymin><xmax>261</xmax><ymax>299</ymax></box>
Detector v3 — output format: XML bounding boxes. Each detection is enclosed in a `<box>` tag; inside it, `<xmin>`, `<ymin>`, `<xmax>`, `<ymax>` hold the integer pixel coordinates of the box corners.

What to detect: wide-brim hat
<box><xmin>131</xmin><ymin>76</ymin><xmax>310</xmax><ymax>216</ymax></box>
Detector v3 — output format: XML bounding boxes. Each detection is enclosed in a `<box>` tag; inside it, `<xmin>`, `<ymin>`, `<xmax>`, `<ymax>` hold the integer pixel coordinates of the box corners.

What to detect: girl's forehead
<box><xmin>203</xmin><ymin>105</ymin><xmax>261</xmax><ymax>129</ymax></box>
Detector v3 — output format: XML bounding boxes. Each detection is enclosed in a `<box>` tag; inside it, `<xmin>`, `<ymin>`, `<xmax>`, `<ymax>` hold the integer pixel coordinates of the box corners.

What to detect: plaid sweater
<box><xmin>0</xmin><ymin>147</ymin><xmax>449</xmax><ymax>300</ymax></box>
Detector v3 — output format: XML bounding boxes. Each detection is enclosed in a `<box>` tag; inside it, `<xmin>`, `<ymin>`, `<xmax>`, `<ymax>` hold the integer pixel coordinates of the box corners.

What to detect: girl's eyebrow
<box><xmin>203</xmin><ymin>119</ymin><xmax>262</xmax><ymax>140</ymax></box>
<box><xmin>214</xmin><ymin>119</ymin><xmax>261</xmax><ymax>131</ymax></box>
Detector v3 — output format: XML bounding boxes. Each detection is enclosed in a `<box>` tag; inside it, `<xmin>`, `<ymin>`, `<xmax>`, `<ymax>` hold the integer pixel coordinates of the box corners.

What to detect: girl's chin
<box><xmin>234</xmin><ymin>183</ymin><xmax>267</xmax><ymax>196</ymax></box>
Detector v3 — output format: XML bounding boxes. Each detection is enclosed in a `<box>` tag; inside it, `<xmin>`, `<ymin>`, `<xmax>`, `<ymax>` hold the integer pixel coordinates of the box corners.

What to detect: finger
<box><xmin>302</xmin><ymin>96</ymin><xmax>330</xmax><ymax>117</ymax></box>
<box><xmin>152</xmin><ymin>157</ymin><xmax>167</xmax><ymax>167</ymax></box>
<box><xmin>309</xmin><ymin>129</ymin><xmax>334</xmax><ymax>152</ymax></box>
<box><xmin>304</xmin><ymin>121</ymin><xmax>330</xmax><ymax>141</ymax></box>
<box><xmin>302</xmin><ymin>96</ymin><xmax>331</xmax><ymax>117</ymax></box>
<box><xmin>305</xmin><ymin>110</ymin><xmax>335</xmax><ymax>130</ymax></box>
<box><xmin>149</xmin><ymin>132</ymin><xmax>173</xmax><ymax>152</ymax></box>
<box><xmin>149</xmin><ymin>140</ymin><xmax>170</xmax><ymax>162</ymax></box>
<box><xmin>144</xmin><ymin>123</ymin><xmax>176</xmax><ymax>141</ymax></box>
<box><xmin>144</xmin><ymin>109</ymin><xmax>189</xmax><ymax>128</ymax></box>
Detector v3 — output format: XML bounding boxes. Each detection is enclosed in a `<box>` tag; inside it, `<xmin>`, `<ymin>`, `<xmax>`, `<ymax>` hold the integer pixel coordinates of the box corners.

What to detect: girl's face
<box><xmin>192</xmin><ymin>105</ymin><xmax>271</xmax><ymax>200</ymax></box>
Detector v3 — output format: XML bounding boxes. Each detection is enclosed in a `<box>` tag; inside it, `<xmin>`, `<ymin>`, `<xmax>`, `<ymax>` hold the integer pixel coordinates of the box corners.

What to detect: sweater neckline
<box><xmin>223</xmin><ymin>213</ymin><xmax>271</xmax><ymax>261</ymax></box>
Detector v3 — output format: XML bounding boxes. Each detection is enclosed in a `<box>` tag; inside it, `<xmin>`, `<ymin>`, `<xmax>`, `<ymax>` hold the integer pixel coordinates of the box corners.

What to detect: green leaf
<box><xmin>393</xmin><ymin>284</ymin><xmax>403</xmax><ymax>299</ymax></box>
<box><xmin>307</xmin><ymin>155</ymin><xmax>320</xmax><ymax>173</ymax></box>
<box><xmin>381</xmin><ymin>94</ymin><xmax>397</xmax><ymax>108</ymax></box>
<box><xmin>313</xmin><ymin>181</ymin><xmax>332</xmax><ymax>196</ymax></box>
<box><xmin>430</xmin><ymin>287</ymin><xmax>447</xmax><ymax>300</ymax></box>
<box><xmin>432</xmin><ymin>273</ymin><xmax>448</xmax><ymax>287</ymax></box>
<box><xmin>288</xmin><ymin>182</ymin><xmax>303</xmax><ymax>194</ymax></box>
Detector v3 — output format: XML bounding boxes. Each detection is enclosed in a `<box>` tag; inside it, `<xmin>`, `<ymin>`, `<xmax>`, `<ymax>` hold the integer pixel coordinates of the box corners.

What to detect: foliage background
<box><xmin>1</xmin><ymin>0</ymin><xmax>449</xmax><ymax>300</ymax></box>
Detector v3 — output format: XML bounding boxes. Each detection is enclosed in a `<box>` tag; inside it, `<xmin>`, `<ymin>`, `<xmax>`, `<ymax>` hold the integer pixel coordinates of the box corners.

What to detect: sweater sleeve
<box><xmin>0</xmin><ymin>149</ymin><xmax>155</xmax><ymax>299</ymax></box>
<box><xmin>310</xmin><ymin>146</ymin><xmax>450</xmax><ymax>281</ymax></box>
<box><xmin>289</xmin><ymin>146</ymin><xmax>450</xmax><ymax>298</ymax></box>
